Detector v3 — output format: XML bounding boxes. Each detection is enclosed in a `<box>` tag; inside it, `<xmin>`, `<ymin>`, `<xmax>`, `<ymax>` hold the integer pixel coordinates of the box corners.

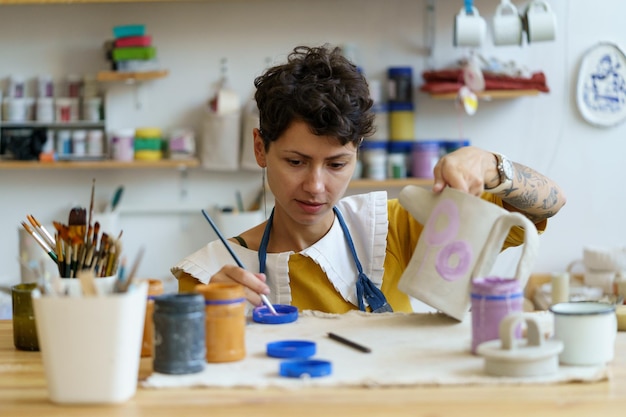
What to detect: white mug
<box><xmin>492</xmin><ymin>0</ymin><xmax>523</xmax><ymax>46</ymax></box>
<box><xmin>524</xmin><ymin>0</ymin><xmax>557</xmax><ymax>43</ymax></box>
<box><xmin>550</xmin><ymin>301</ymin><xmax>617</xmax><ymax>366</ymax></box>
<box><xmin>454</xmin><ymin>6</ymin><xmax>486</xmax><ymax>48</ymax></box>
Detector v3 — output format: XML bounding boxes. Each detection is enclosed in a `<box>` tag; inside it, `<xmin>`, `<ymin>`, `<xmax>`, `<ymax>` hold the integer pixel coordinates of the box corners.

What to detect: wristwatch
<box><xmin>486</xmin><ymin>152</ymin><xmax>513</xmax><ymax>194</ymax></box>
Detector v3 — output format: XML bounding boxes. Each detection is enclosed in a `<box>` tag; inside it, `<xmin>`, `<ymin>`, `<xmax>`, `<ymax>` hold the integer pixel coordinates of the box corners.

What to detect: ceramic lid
<box><xmin>477</xmin><ymin>313</ymin><xmax>563</xmax><ymax>377</ymax></box>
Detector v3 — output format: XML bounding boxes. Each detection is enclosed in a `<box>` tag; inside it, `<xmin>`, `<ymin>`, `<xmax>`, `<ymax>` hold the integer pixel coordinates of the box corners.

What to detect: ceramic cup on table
<box><xmin>550</xmin><ymin>301</ymin><xmax>617</xmax><ymax>366</ymax></box>
<box><xmin>524</xmin><ymin>0</ymin><xmax>557</xmax><ymax>43</ymax></box>
<box><xmin>32</xmin><ymin>281</ymin><xmax>147</xmax><ymax>404</ymax></box>
<box><xmin>453</xmin><ymin>6</ymin><xmax>487</xmax><ymax>48</ymax></box>
<box><xmin>492</xmin><ymin>0</ymin><xmax>523</xmax><ymax>46</ymax></box>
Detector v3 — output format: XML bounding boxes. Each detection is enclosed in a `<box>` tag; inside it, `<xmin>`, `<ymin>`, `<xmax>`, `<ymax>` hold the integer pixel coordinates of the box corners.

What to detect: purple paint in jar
<box><xmin>411</xmin><ymin>140</ymin><xmax>441</xmax><ymax>179</ymax></box>
<box><xmin>470</xmin><ymin>277</ymin><xmax>523</xmax><ymax>354</ymax></box>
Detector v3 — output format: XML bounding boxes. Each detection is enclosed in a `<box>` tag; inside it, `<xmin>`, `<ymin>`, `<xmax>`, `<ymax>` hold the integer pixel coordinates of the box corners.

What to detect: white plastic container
<box><xmin>87</xmin><ymin>129</ymin><xmax>104</xmax><ymax>156</ymax></box>
<box><xmin>36</xmin><ymin>98</ymin><xmax>54</xmax><ymax>122</ymax></box>
<box><xmin>110</xmin><ymin>129</ymin><xmax>135</xmax><ymax>161</ymax></box>
<box><xmin>72</xmin><ymin>130</ymin><xmax>87</xmax><ymax>156</ymax></box>
<box><xmin>55</xmin><ymin>98</ymin><xmax>72</xmax><ymax>122</ymax></box>
<box><xmin>360</xmin><ymin>140</ymin><xmax>388</xmax><ymax>180</ymax></box>
<box><xmin>82</xmin><ymin>97</ymin><xmax>102</xmax><ymax>122</ymax></box>
<box><xmin>32</xmin><ymin>281</ymin><xmax>147</xmax><ymax>404</ymax></box>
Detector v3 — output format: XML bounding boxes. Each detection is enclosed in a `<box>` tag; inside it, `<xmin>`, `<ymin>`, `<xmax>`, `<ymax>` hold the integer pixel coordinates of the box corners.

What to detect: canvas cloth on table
<box><xmin>142</xmin><ymin>310</ymin><xmax>608</xmax><ymax>389</ymax></box>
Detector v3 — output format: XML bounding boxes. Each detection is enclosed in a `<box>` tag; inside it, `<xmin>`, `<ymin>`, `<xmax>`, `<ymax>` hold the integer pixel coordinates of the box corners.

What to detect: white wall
<box><xmin>0</xmin><ymin>0</ymin><xmax>623</xmax><ymax>290</ymax></box>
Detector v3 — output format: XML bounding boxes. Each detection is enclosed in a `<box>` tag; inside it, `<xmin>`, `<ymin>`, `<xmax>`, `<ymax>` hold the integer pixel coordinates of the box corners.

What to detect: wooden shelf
<box><xmin>0</xmin><ymin>158</ymin><xmax>199</xmax><ymax>170</ymax></box>
<box><xmin>1</xmin><ymin>121</ymin><xmax>104</xmax><ymax>128</ymax></box>
<box><xmin>428</xmin><ymin>89</ymin><xmax>541</xmax><ymax>100</ymax></box>
<box><xmin>96</xmin><ymin>70</ymin><xmax>169</xmax><ymax>83</ymax></box>
<box><xmin>0</xmin><ymin>0</ymin><xmax>206</xmax><ymax>3</ymax></box>
<box><xmin>349</xmin><ymin>178</ymin><xmax>432</xmax><ymax>189</ymax></box>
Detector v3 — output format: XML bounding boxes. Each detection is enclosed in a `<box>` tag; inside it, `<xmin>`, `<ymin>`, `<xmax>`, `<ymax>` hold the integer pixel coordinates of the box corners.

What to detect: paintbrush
<box><xmin>70</xmin><ymin>236</ymin><xmax>81</xmax><ymax>278</ymax></box>
<box><xmin>200</xmin><ymin>209</ymin><xmax>277</xmax><ymax>315</ymax></box>
<box><xmin>55</xmin><ymin>232</ymin><xmax>64</xmax><ymax>276</ymax></box>
<box><xmin>20</xmin><ymin>221</ymin><xmax>58</xmax><ymax>263</ymax></box>
<box><xmin>68</xmin><ymin>207</ymin><xmax>87</xmax><ymax>240</ymax></box>
<box><xmin>87</xmin><ymin>178</ymin><xmax>95</xmax><ymax>237</ymax></box>
<box><xmin>27</xmin><ymin>215</ymin><xmax>55</xmax><ymax>249</ymax></box>
<box><xmin>115</xmin><ymin>246</ymin><xmax>144</xmax><ymax>293</ymax></box>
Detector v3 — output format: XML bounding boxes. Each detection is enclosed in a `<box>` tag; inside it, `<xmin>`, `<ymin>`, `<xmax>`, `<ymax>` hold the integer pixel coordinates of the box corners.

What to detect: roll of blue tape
<box><xmin>267</xmin><ymin>340</ymin><xmax>316</xmax><ymax>359</ymax></box>
<box><xmin>252</xmin><ymin>304</ymin><xmax>298</xmax><ymax>324</ymax></box>
<box><xmin>279</xmin><ymin>359</ymin><xmax>332</xmax><ymax>378</ymax></box>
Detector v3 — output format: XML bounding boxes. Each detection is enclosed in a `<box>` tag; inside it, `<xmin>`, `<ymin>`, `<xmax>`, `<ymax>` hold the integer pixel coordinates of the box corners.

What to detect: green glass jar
<box><xmin>12</xmin><ymin>283</ymin><xmax>39</xmax><ymax>351</ymax></box>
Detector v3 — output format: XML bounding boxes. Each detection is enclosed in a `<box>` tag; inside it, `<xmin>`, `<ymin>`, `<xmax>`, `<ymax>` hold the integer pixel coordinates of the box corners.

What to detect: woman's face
<box><xmin>254</xmin><ymin>120</ymin><xmax>357</xmax><ymax>227</ymax></box>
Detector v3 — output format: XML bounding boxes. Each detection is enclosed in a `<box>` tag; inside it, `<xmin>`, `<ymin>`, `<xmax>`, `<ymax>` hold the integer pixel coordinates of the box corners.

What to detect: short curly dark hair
<box><xmin>254</xmin><ymin>44</ymin><xmax>375</xmax><ymax>151</ymax></box>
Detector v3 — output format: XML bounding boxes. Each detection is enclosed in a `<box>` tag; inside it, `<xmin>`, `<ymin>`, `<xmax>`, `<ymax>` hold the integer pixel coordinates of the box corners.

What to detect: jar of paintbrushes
<box><xmin>19</xmin><ymin>179</ymin><xmax>123</xmax><ymax>295</ymax></box>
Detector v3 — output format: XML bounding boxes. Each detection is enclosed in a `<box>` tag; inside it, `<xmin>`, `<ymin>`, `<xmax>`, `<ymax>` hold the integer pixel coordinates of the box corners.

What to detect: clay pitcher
<box><xmin>397</xmin><ymin>185</ymin><xmax>539</xmax><ymax>321</ymax></box>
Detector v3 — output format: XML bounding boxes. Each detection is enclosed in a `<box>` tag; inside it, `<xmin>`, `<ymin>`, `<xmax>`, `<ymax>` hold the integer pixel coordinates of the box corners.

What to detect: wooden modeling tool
<box><xmin>200</xmin><ymin>209</ymin><xmax>278</xmax><ymax>315</ymax></box>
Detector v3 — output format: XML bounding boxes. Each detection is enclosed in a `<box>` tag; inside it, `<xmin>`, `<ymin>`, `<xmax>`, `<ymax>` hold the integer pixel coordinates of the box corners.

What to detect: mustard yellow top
<box><xmin>176</xmin><ymin>192</ymin><xmax>545</xmax><ymax>314</ymax></box>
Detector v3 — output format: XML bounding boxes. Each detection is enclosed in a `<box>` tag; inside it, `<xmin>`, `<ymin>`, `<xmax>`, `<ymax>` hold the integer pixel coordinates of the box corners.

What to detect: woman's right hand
<box><xmin>209</xmin><ymin>264</ymin><xmax>271</xmax><ymax>306</ymax></box>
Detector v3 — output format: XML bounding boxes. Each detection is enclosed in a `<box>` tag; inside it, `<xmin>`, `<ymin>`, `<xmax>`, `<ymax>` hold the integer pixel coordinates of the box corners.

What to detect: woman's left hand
<box><xmin>432</xmin><ymin>146</ymin><xmax>497</xmax><ymax>196</ymax></box>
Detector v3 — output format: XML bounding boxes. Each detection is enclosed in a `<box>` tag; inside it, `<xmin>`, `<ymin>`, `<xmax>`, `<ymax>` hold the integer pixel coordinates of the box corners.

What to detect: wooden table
<box><xmin>1</xmin><ymin>319</ymin><xmax>625</xmax><ymax>416</ymax></box>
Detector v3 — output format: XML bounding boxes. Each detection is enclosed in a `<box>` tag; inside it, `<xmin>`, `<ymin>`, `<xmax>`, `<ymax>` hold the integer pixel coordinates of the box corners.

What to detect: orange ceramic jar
<box><xmin>195</xmin><ymin>282</ymin><xmax>246</xmax><ymax>363</ymax></box>
<box><xmin>141</xmin><ymin>279</ymin><xmax>164</xmax><ymax>357</ymax></box>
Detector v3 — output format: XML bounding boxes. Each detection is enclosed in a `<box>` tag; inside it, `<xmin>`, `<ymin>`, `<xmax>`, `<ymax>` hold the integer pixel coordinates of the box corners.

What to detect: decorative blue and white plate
<box><xmin>576</xmin><ymin>42</ymin><xmax>626</xmax><ymax>127</ymax></box>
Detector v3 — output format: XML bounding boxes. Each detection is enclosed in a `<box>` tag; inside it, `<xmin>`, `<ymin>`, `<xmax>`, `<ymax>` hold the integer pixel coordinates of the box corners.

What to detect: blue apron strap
<box><xmin>258</xmin><ymin>208</ymin><xmax>274</xmax><ymax>275</ymax></box>
<box><xmin>333</xmin><ymin>207</ymin><xmax>393</xmax><ymax>313</ymax></box>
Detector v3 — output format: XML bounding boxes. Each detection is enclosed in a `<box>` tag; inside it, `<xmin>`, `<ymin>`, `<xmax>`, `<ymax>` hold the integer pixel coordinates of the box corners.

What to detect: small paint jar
<box><xmin>71</xmin><ymin>130</ymin><xmax>87</xmax><ymax>157</ymax></box>
<box><xmin>56</xmin><ymin>129</ymin><xmax>72</xmax><ymax>157</ymax></box>
<box><xmin>387</xmin><ymin>66</ymin><xmax>413</xmax><ymax>103</ymax></box>
<box><xmin>11</xmin><ymin>283</ymin><xmax>39</xmax><ymax>351</ymax></box>
<box><xmin>195</xmin><ymin>282</ymin><xmax>246</xmax><ymax>363</ymax></box>
<box><xmin>111</xmin><ymin>129</ymin><xmax>135</xmax><ymax>161</ymax></box>
<box><xmin>141</xmin><ymin>279</ymin><xmax>164</xmax><ymax>357</ymax></box>
<box><xmin>360</xmin><ymin>140</ymin><xmax>388</xmax><ymax>181</ymax></box>
<box><xmin>387</xmin><ymin>141</ymin><xmax>413</xmax><ymax>179</ymax></box>
<box><xmin>388</xmin><ymin>102</ymin><xmax>415</xmax><ymax>141</ymax></box>
<box><xmin>411</xmin><ymin>140</ymin><xmax>441</xmax><ymax>179</ymax></box>
<box><xmin>470</xmin><ymin>277</ymin><xmax>523</xmax><ymax>354</ymax></box>
<box><xmin>153</xmin><ymin>293</ymin><xmax>206</xmax><ymax>374</ymax></box>
<box><xmin>87</xmin><ymin>129</ymin><xmax>104</xmax><ymax>156</ymax></box>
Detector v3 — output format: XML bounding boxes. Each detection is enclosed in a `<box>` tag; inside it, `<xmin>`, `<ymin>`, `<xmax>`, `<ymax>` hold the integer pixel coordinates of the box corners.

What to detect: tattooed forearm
<box><xmin>501</xmin><ymin>163</ymin><xmax>566</xmax><ymax>223</ymax></box>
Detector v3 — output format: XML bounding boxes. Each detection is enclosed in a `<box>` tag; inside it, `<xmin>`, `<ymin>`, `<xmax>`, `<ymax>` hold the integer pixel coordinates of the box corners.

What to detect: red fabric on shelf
<box><xmin>420</xmin><ymin>69</ymin><xmax>549</xmax><ymax>94</ymax></box>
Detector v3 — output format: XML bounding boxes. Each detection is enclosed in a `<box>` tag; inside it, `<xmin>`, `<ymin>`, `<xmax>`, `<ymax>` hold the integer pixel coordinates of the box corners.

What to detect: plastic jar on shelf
<box><xmin>387</xmin><ymin>141</ymin><xmax>413</xmax><ymax>179</ymax></box>
<box><xmin>360</xmin><ymin>140</ymin><xmax>388</xmax><ymax>180</ymax></box>
<box><xmin>110</xmin><ymin>129</ymin><xmax>135</xmax><ymax>161</ymax></box>
<box><xmin>389</xmin><ymin>102</ymin><xmax>415</xmax><ymax>141</ymax></box>
<box><xmin>387</xmin><ymin>66</ymin><xmax>413</xmax><ymax>103</ymax></box>
<box><xmin>411</xmin><ymin>140</ymin><xmax>441</xmax><ymax>179</ymax></box>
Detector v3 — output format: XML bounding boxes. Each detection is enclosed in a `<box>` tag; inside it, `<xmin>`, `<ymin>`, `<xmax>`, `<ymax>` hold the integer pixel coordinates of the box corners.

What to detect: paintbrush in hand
<box><xmin>200</xmin><ymin>209</ymin><xmax>277</xmax><ymax>315</ymax></box>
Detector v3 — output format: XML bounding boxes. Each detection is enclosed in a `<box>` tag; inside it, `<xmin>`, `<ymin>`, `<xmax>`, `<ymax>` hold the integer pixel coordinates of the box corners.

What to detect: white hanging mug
<box><xmin>397</xmin><ymin>186</ymin><xmax>539</xmax><ymax>321</ymax></box>
<box><xmin>492</xmin><ymin>0</ymin><xmax>523</xmax><ymax>46</ymax></box>
<box><xmin>454</xmin><ymin>6</ymin><xmax>487</xmax><ymax>48</ymax></box>
<box><xmin>524</xmin><ymin>0</ymin><xmax>557</xmax><ymax>43</ymax></box>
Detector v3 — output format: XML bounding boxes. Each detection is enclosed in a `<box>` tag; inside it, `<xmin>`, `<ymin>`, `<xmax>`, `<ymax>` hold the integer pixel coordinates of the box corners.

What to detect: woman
<box><xmin>171</xmin><ymin>45</ymin><xmax>566</xmax><ymax>313</ymax></box>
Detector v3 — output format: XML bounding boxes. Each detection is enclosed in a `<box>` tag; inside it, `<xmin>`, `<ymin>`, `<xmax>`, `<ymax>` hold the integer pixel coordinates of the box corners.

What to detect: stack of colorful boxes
<box><xmin>110</xmin><ymin>24</ymin><xmax>159</xmax><ymax>72</ymax></box>
<box><xmin>134</xmin><ymin>127</ymin><xmax>163</xmax><ymax>161</ymax></box>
